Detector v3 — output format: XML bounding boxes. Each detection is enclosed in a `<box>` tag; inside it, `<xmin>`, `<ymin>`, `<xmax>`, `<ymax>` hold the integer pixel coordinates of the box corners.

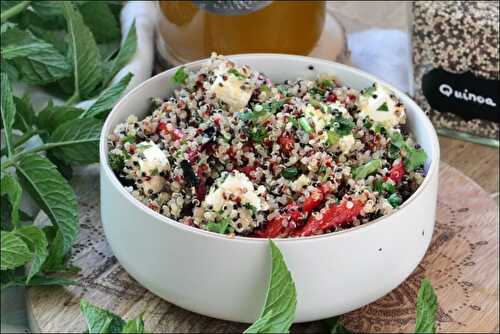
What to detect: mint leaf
<box><xmin>1</xmin><ymin>173</ymin><xmax>22</xmax><ymax>228</ymax></box>
<box><xmin>0</xmin><ymin>230</ymin><xmax>33</xmax><ymax>271</ymax></box>
<box><xmin>1</xmin><ymin>40</ymin><xmax>72</xmax><ymax>85</ymax></box>
<box><xmin>28</xmin><ymin>25</ymin><xmax>67</xmax><ymax>53</ymax></box>
<box><xmin>206</xmin><ymin>217</ymin><xmax>231</xmax><ymax>234</ymax></box>
<box><xmin>415</xmin><ymin>279</ymin><xmax>438</xmax><ymax>334</ymax></box>
<box><xmin>41</xmin><ymin>226</ymin><xmax>67</xmax><ymax>272</ymax></box>
<box><xmin>13</xmin><ymin>94</ymin><xmax>35</xmax><ymax>132</ymax></box>
<box><xmin>405</xmin><ymin>148</ymin><xmax>427</xmax><ymax>172</ymax></box>
<box><xmin>103</xmin><ymin>20</ymin><xmax>137</xmax><ymax>86</ymax></box>
<box><xmin>63</xmin><ymin>1</ymin><xmax>103</xmax><ymax>99</ymax></box>
<box><xmin>30</xmin><ymin>1</ymin><xmax>64</xmax><ymax>17</ymax></box>
<box><xmin>16</xmin><ymin>153</ymin><xmax>79</xmax><ymax>254</ymax></box>
<box><xmin>15</xmin><ymin>226</ymin><xmax>49</xmax><ymax>283</ymax></box>
<box><xmin>82</xmin><ymin>72</ymin><xmax>133</xmax><ymax>119</ymax></box>
<box><xmin>48</xmin><ymin>117</ymin><xmax>103</xmax><ymax>164</ymax></box>
<box><xmin>122</xmin><ymin>314</ymin><xmax>146</xmax><ymax>334</ymax></box>
<box><xmin>80</xmin><ymin>299</ymin><xmax>126</xmax><ymax>334</ymax></box>
<box><xmin>325</xmin><ymin>317</ymin><xmax>351</xmax><ymax>333</ymax></box>
<box><xmin>37</xmin><ymin>102</ymin><xmax>84</xmax><ymax>134</ymax></box>
<box><xmin>244</xmin><ymin>240</ymin><xmax>297</xmax><ymax>334</ymax></box>
<box><xmin>79</xmin><ymin>2</ymin><xmax>120</xmax><ymax>43</ymax></box>
<box><xmin>1</xmin><ymin>72</ymin><xmax>16</xmax><ymax>157</ymax></box>
<box><xmin>172</xmin><ymin>66</ymin><xmax>188</xmax><ymax>85</ymax></box>
<box><xmin>377</xmin><ymin>102</ymin><xmax>389</xmax><ymax>112</ymax></box>
<box><xmin>0</xmin><ymin>270</ymin><xmax>78</xmax><ymax>290</ymax></box>
<box><xmin>331</xmin><ymin>116</ymin><xmax>355</xmax><ymax>136</ymax></box>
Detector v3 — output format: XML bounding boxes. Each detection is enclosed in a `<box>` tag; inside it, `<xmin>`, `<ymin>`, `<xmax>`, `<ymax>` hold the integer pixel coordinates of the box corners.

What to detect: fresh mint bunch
<box><xmin>1</xmin><ymin>1</ymin><xmax>136</xmax><ymax>289</ymax></box>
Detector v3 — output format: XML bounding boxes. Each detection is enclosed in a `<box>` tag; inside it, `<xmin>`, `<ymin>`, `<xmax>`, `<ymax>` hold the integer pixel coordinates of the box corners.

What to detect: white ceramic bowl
<box><xmin>100</xmin><ymin>54</ymin><xmax>440</xmax><ymax>323</ymax></box>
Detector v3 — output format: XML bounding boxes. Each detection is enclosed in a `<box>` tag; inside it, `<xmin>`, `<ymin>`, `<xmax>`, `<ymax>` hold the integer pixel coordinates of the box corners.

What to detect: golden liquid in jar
<box><xmin>158</xmin><ymin>1</ymin><xmax>326</xmax><ymax>64</ymax></box>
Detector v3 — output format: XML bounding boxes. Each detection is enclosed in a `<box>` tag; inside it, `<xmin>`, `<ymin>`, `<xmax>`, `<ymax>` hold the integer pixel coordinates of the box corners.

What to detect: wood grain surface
<box><xmin>26</xmin><ymin>158</ymin><xmax>499</xmax><ymax>333</ymax></box>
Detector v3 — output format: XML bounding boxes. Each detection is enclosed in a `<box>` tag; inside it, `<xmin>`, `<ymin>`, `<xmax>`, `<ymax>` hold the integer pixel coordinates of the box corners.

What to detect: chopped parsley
<box><xmin>172</xmin><ymin>66</ymin><xmax>188</xmax><ymax>84</ymax></box>
<box><xmin>382</xmin><ymin>181</ymin><xmax>396</xmax><ymax>194</ymax></box>
<box><xmin>243</xmin><ymin>203</ymin><xmax>258</xmax><ymax>216</ymax></box>
<box><xmin>206</xmin><ymin>217</ymin><xmax>232</xmax><ymax>234</ymax></box>
<box><xmin>388</xmin><ymin>193</ymin><xmax>402</xmax><ymax>208</ymax></box>
<box><xmin>330</xmin><ymin>116</ymin><xmax>355</xmax><ymax>136</ymax></box>
<box><xmin>249</xmin><ymin>125</ymin><xmax>268</xmax><ymax>143</ymax></box>
<box><xmin>123</xmin><ymin>133</ymin><xmax>136</xmax><ymax>143</ymax></box>
<box><xmin>327</xmin><ymin>130</ymin><xmax>340</xmax><ymax>146</ymax></box>
<box><xmin>108</xmin><ymin>153</ymin><xmax>125</xmax><ymax>172</ymax></box>
<box><xmin>390</xmin><ymin>132</ymin><xmax>427</xmax><ymax>172</ymax></box>
<box><xmin>377</xmin><ymin>102</ymin><xmax>389</xmax><ymax>112</ymax></box>
<box><xmin>228</xmin><ymin>68</ymin><xmax>246</xmax><ymax>80</ymax></box>
<box><xmin>260</xmin><ymin>85</ymin><xmax>271</xmax><ymax>93</ymax></box>
<box><xmin>282</xmin><ymin>167</ymin><xmax>299</xmax><ymax>180</ymax></box>
<box><xmin>362</xmin><ymin>84</ymin><xmax>377</xmax><ymax>97</ymax></box>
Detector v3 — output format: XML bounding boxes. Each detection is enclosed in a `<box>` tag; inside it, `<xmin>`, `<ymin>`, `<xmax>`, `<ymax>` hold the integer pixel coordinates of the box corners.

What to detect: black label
<box><xmin>422</xmin><ymin>68</ymin><xmax>499</xmax><ymax>123</ymax></box>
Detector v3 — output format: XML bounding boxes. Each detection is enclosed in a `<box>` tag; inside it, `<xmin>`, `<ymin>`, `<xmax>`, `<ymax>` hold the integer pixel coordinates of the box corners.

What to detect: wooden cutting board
<box><xmin>26</xmin><ymin>162</ymin><xmax>499</xmax><ymax>333</ymax></box>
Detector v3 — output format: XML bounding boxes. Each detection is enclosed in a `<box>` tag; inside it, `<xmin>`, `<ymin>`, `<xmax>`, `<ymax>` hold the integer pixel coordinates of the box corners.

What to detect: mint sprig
<box><xmin>245</xmin><ymin>240</ymin><xmax>297</xmax><ymax>333</ymax></box>
<box><xmin>1</xmin><ymin>1</ymin><xmax>136</xmax><ymax>290</ymax></box>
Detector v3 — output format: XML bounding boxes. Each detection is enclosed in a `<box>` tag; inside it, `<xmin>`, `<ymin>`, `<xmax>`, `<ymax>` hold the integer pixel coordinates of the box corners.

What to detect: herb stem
<box><xmin>0</xmin><ymin>129</ymin><xmax>43</xmax><ymax>157</ymax></box>
<box><xmin>1</xmin><ymin>1</ymin><xmax>30</xmax><ymax>23</ymax></box>
<box><xmin>65</xmin><ymin>91</ymin><xmax>80</xmax><ymax>107</ymax></box>
<box><xmin>1</xmin><ymin>139</ymin><xmax>96</xmax><ymax>170</ymax></box>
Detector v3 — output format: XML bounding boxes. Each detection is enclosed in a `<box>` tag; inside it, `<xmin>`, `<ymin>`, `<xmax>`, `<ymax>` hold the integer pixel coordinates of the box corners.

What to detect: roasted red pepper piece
<box><xmin>255</xmin><ymin>204</ymin><xmax>301</xmax><ymax>238</ymax></box>
<box><xmin>303</xmin><ymin>184</ymin><xmax>332</xmax><ymax>213</ymax></box>
<box><xmin>387</xmin><ymin>161</ymin><xmax>405</xmax><ymax>183</ymax></box>
<box><xmin>239</xmin><ymin>165</ymin><xmax>256</xmax><ymax>178</ymax></box>
<box><xmin>293</xmin><ymin>199</ymin><xmax>364</xmax><ymax>237</ymax></box>
<box><xmin>278</xmin><ymin>134</ymin><xmax>295</xmax><ymax>153</ymax></box>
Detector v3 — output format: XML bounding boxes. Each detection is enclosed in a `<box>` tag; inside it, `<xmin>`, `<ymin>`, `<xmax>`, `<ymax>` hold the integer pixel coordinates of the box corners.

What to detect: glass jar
<box><xmin>156</xmin><ymin>1</ymin><xmax>327</xmax><ymax>66</ymax></box>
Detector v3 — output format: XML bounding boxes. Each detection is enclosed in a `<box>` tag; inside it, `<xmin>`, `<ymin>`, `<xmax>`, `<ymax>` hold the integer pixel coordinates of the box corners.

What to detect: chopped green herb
<box><xmin>390</xmin><ymin>132</ymin><xmax>427</xmax><ymax>172</ymax></box>
<box><xmin>363</xmin><ymin>118</ymin><xmax>373</xmax><ymax>129</ymax></box>
<box><xmin>320</xmin><ymin>79</ymin><xmax>333</xmax><ymax>88</ymax></box>
<box><xmin>276</xmin><ymin>85</ymin><xmax>288</xmax><ymax>97</ymax></box>
<box><xmin>382</xmin><ymin>181</ymin><xmax>396</xmax><ymax>194</ymax></box>
<box><xmin>206</xmin><ymin>217</ymin><xmax>232</xmax><ymax>234</ymax></box>
<box><xmin>108</xmin><ymin>153</ymin><xmax>125</xmax><ymax>172</ymax></box>
<box><xmin>377</xmin><ymin>102</ymin><xmax>389</xmax><ymax>112</ymax></box>
<box><xmin>288</xmin><ymin>116</ymin><xmax>299</xmax><ymax>129</ymax></box>
<box><xmin>228</xmin><ymin>68</ymin><xmax>245</xmax><ymax>79</ymax></box>
<box><xmin>374</xmin><ymin>123</ymin><xmax>386</xmax><ymax>134</ymax></box>
<box><xmin>373</xmin><ymin>179</ymin><xmax>383</xmax><ymax>193</ymax></box>
<box><xmin>331</xmin><ymin>116</ymin><xmax>355</xmax><ymax>136</ymax></box>
<box><xmin>249</xmin><ymin>125</ymin><xmax>268</xmax><ymax>143</ymax></box>
<box><xmin>259</xmin><ymin>85</ymin><xmax>271</xmax><ymax>93</ymax></box>
<box><xmin>405</xmin><ymin>148</ymin><xmax>427</xmax><ymax>172</ymax></box>
<box><xmin>388</xmin><ymin>143</ymin><xmax>400</xmax><ymax>159</ymax></box>
<box><xmin>327</xmin><ymin>130</ymin><xmax>340</xmax><ymax>146</ymax></box>
<box><xmin>123</xmin><ymin>133</ymin><xmax>135</xmax><ymax>143</ymax></box>
<box><xmin>243</xmin><ymin>203</ymin><xmax>258</xmax><ymax>216</ymax></box>
<box><xmin>172</xmin><ymin>66</ymin><xmax>188</xmax><ymax>85</ymax></box>
<box><xmin>299</xmin><ymin>117</ymin><xmax>313</xmax><ymax>133</ymax></box>
<box><xmin>282</xmin><ymin>167</ymin><xmax>299</xmax><ymax>180</ymax></box>
<box><xmin>352</xmin><ymin>159</ymin><xmax>382</xmax><ymax>180</ymax></box>
<box><xmin>388</xmin><ymin>193</ymin><xmax>402</xmax><ymax>208</ymax></box>
<box><xmin>362</xmin><ymin>84</ymin><xmax>377</xmax><ymax>97</ymax></box>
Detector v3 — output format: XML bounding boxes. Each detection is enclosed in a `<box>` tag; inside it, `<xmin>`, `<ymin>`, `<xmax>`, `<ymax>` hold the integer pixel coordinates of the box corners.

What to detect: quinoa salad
<box><xmin>107</xmin><ymin>54</ymin><xmax>428</xmax><ymax>238</ymax></box>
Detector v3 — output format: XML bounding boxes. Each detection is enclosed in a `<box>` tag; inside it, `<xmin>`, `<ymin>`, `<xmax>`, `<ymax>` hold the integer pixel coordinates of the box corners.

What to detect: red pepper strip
<box><xmin>254</xmin><ymin>203</ymin><xmax>301</xmax><ymax>238</ymax></box>
<box><xmin>293</xmin><ymin>199</ymin><xmax>364</xmax><ymax>237</ymax></box>
<box><xmin>387</xmin><ymin>161</ymin><xmax>405</xmax><ymax>183</ymax></box>
<box><xmin>303</xmin><ymin>184</ymin><xmax>332</xmax><ymax>213</ymax></box>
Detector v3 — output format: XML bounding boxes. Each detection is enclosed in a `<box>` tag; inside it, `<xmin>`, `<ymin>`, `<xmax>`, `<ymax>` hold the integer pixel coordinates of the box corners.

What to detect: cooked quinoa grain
<box><xmin>108</xmin><ymin>54</ymin><xmax>427</xmax><ymax>238</ymax></box>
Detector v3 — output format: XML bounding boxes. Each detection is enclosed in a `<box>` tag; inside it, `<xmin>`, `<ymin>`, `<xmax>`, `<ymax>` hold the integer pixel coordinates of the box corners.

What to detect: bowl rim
<box><xmin>100</xmin><ymin>53</ymin><xmax>440</xmax><ymax>244</ymax></box>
